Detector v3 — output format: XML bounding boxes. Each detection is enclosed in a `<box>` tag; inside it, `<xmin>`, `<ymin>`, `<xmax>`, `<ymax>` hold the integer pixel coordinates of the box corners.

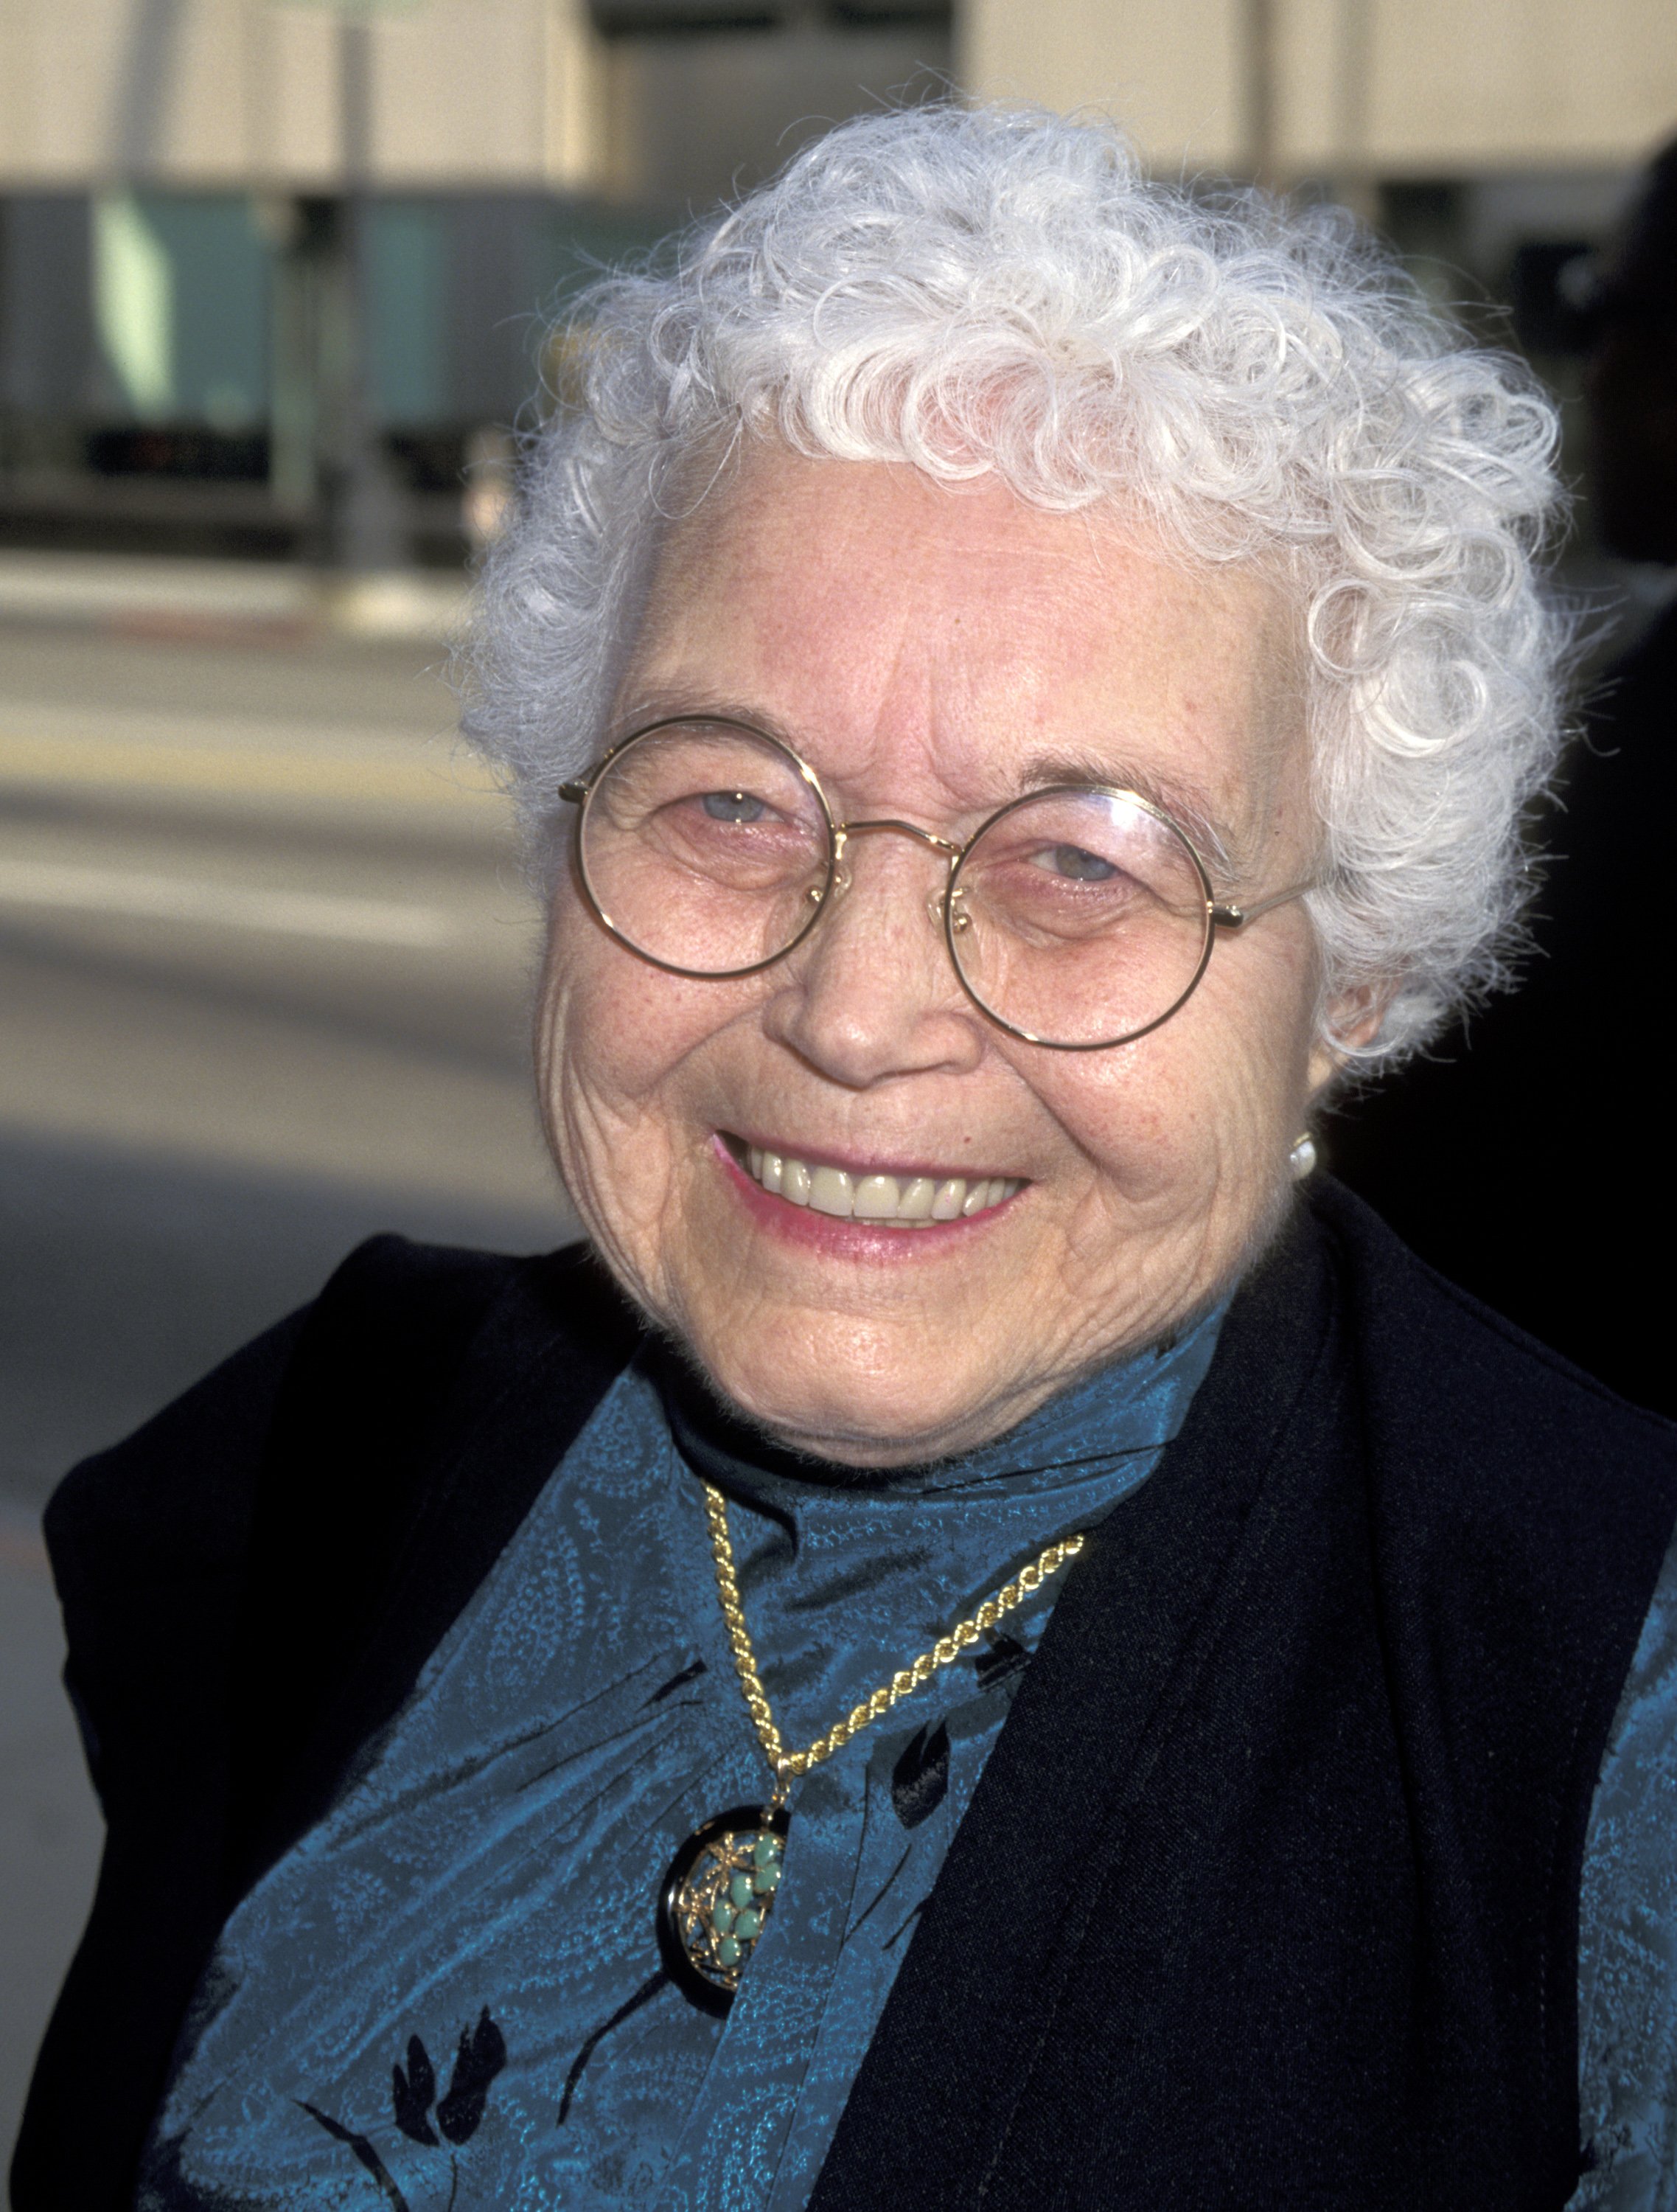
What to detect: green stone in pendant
<box><xmin>658</xmin><ymin>1804</ymin><xmax>792</xmax><ymax>2017</ymax></box>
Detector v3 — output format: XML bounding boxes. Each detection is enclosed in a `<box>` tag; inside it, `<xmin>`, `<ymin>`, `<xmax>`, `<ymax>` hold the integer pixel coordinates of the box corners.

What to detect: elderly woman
<box><xmin>16</xmin><ymin>106</ymin><xmax>1677</xmax><ymax>2212</ymax></box>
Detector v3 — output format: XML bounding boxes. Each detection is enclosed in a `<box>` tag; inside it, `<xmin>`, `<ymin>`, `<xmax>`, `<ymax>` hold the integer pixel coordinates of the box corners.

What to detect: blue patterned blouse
<box><xmin>136</xmin><ymin>1304</ymin><xmax>1677</xmax><ymax>2211</ymax></box>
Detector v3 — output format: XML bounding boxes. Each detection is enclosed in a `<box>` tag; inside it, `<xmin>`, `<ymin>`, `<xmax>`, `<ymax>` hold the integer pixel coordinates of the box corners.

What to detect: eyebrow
<box><xmin>606</xmin><ymin>693</ymin><xmax>795</xmax><ymax>752</ymax></box>
<box><xmin>603</xmin><ymin>701</ymin><xmax>1244</xmax><ymax>883</ymax></box>
<box><xmin>1017</xmin><ymin>750</ymin><xmax>1239</xmax><ymax>877</ymax></box>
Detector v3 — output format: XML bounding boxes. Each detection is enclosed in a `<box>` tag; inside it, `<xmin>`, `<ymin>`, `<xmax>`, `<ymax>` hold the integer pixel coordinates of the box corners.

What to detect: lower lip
<box><xmin>712</xmin><ymin>1136</ymin><xmax>1018</xmax><ymax>1262</ymax></box>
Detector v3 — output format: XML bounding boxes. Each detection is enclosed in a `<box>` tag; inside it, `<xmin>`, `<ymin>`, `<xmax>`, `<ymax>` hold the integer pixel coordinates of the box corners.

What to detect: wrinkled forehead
<box><xmin>616</xmin><ymin>447</ymin><xmax>1308</xmax><ymax>866</ymax></box>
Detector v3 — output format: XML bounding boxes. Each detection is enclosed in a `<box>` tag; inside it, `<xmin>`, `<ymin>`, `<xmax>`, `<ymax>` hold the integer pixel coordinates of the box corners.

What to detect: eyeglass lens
<box><xmin>576</xmin><ymin>723</ymin><xmax>1215</xmax><ymax>1048</ymax></box>
<box><xmin>579</xmin><ymin>722</ymin><xmax>831</xmax><ymax>975</ymax></box>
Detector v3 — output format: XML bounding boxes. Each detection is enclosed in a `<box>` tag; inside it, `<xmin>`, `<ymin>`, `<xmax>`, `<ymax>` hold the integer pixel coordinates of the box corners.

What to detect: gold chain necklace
<box><xmin>655</xmin><ymin>1481</ymin><xmax>1087</xmax><ymax>2014</ymax></box>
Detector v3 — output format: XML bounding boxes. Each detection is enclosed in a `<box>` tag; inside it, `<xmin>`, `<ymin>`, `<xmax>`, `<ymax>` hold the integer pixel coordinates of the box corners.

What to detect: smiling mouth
<box><xmin>725</xmin><ymin>1136</ymin><xmax>1024</xmax><ymax>1227</ymax></box>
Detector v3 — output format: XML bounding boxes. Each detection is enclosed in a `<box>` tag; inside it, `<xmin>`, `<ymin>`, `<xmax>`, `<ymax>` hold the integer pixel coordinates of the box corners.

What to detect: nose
<box><xmin>761</xmin><ymin>829</ymin><xmax>986</xmax><ymax>1088</ymax></box>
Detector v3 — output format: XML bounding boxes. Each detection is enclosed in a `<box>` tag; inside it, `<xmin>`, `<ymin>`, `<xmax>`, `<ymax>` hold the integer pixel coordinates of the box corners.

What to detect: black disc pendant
<box><xmin>657</xmin><ymin>1802</ymin><xmax>789</xmax><ymax>2015</ymax></box>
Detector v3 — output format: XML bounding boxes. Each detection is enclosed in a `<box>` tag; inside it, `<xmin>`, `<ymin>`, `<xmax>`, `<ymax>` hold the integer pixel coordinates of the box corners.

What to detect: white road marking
<box><xmin>0</xmin><ymin>858</ymin><xmax>456</xmax><ymax>945</ymax></box>
<box><xmin>0</xmin><ymin>703</ymin><xmax>509</xmax><ymax>821</ymax></box>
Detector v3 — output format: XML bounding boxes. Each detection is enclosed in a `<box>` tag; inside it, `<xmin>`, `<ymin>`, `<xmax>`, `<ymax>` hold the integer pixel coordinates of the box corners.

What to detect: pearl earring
<box><xmin>1289</xmin><ymin>1132</ymin><xmax>1318</xmax><ymax>1181</ymax></box>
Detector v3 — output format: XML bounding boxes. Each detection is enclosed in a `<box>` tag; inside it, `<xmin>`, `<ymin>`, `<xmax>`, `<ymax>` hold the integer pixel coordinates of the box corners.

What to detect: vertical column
<box><xmin>264</xmin><ymin>195</ymin><xmax>332</xmax><ymax>529</ymax></box>
<box><xmin>1244</xmin><ymin>0</ymin><xmax>1277</xmax><ymax>183</ymax></box>
<box><xmin>327</xmin><ymin>13</ymin><xmax>408</xmax><ymax>571</ymax></box>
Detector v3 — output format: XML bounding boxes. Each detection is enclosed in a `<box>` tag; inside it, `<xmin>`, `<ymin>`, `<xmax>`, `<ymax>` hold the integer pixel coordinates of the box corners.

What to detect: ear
<box><xmin>1305</xmin><ymin>982</ymin><xmax>1390</xmax><ymax>1099</ymax></box>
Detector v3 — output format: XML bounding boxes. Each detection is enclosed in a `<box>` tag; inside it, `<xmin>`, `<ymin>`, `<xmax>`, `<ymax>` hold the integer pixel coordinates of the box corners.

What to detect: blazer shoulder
<box><xmin>45</xmin><ymin>1231</ymin><xmax>618</xmax><ymax>1516</ymax></box>
<box><xmin>43</xmin><ymin>1236</ymin><xmax>520</xmax><ymax>1579</ymax></box>
<box><xmin>41</xmin><ymin>1234</ymin><xmax>613</xmax><ymax>1798</ymax></box>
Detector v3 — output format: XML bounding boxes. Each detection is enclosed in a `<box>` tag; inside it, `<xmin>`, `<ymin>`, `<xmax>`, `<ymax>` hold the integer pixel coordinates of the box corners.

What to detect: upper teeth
<box><xmin>744</xmin><ymin>1146</ymin><xmax>1022</xmax><ymax>1225</ymax></box>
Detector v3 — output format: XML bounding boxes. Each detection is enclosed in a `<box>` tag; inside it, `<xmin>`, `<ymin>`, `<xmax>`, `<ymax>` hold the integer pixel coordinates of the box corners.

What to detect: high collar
<box><xmin>657</xmin><ymin>1304</ymin><xmax>1230</xmax><ymax>1514</ymax></box>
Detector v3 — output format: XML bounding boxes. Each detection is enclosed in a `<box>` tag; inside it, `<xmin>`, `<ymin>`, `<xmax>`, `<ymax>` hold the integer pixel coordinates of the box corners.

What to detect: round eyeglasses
<box><xmin>559</xmin><ymin>716</ymin><xmax>1317</xmax><ymax>1051</ymax></box>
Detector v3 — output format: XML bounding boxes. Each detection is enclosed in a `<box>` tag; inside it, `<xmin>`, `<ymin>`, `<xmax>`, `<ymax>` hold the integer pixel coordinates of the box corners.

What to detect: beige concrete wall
<box><xmin>6</xmin><ymin>0</ymin><xmax>1673</xmax><ymax>193</ymax></box>
<box><xmin>960</xmin><ymin>0</ymin><xmax>1253</xmax><ymax>170</ymax></box>
<box><xmin>963</xmin><ymin>0</ymin><xmax>1677</xmax><ymax>175</ymax></box>
<box><xmin>1355</xmin><ymin>0</ymin><xmax>1677</xmax><ymax>172</ymax></box>
<box><xmin>0</xmin><ymin>0</ymin><xmax>604</xmax><ymax>190</ymax></box>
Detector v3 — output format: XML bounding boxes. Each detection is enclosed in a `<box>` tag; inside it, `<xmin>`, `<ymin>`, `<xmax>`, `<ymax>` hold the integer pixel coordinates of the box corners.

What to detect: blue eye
<box><xmin>701</xmin><ymin>790</ymin><xmax>768</xmax><ymax>823</ymax></box>
<box><xmin>1046</xmin><ymin>843</ymin><xmax>1117</xmax><ymax>881</ymax></box>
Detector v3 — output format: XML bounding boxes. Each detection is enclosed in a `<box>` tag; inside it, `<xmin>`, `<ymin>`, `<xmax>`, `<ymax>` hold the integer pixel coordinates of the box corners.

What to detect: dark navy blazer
<box><xmin>15</xmin><ymin>1180</ymin><xmax>1677</xmax><ymax>2211</ymax></box>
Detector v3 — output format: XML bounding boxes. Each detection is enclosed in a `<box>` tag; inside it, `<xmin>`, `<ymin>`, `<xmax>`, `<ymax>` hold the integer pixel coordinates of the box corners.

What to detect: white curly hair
<box><xmin>463</xmin><ymin>101</ymin><xmax>1569</xmax><ymax>1066</ymax></box>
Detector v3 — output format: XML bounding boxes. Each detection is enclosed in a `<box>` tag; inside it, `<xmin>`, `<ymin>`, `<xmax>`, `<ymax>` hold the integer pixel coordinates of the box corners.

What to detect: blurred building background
<box><xmin>2</xmin><ymin>0</ymin><xmax>1675</xmax><ymax>2177</ymax></box>
<box><xmin>0</xmin><ymin>0</ymin><xmax>955</xmax><ymax>564</ymax></box>
<box><xmin>0</xmin><ymin>0</ymin><xmax>1671</xmax><ymax>569</ymax></box>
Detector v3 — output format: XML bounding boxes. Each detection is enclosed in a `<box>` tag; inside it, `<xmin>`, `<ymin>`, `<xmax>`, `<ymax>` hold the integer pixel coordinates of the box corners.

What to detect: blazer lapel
<box><xmin>226</xmin><ymin>1238</ymin><xmax>642</xmax><ymax>1902</ymax></box>
<box><xmin>809</xmin><ymin>1206</ymin><xmax>1342</xmax><ymax>2210</ymax></box>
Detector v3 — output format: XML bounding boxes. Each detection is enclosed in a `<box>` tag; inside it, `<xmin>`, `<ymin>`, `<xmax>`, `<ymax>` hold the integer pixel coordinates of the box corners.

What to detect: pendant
<box><xmin>657</xmin><ymin>1802</ymin><xmax>789</xmax><ymax>2015</ymax></box>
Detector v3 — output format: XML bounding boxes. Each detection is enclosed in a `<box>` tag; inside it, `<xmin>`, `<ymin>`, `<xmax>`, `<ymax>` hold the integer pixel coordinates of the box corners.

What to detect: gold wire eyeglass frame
<box><xmin>558</xmin><ymin>714</ymin><xmax>1318</xmax><ymax>1052</ymax></box>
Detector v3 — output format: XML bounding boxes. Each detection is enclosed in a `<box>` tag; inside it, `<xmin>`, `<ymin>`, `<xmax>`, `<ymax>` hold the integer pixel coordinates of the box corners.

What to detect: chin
<box><xmin>687</xmin><ymin>1327</ymin><xmax>1001</xmax><ymax>1468</ymax></box>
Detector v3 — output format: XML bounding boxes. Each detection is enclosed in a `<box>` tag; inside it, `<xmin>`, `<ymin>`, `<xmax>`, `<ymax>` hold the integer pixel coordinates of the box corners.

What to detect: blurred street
<box><xmin>0</xmin><ymin>577</ymin><xmax>576</xmax><ymax>2166</ymax></box>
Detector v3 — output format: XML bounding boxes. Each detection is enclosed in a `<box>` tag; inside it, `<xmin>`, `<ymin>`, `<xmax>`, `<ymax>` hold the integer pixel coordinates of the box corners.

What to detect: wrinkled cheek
<box><xmin>535</xmin><ymin>903</ymin><xmax>745</xmax><ymax>1306</ymax></box>
<box><xmin>1017</xmin><ymin>1017</ymin><xmax>1290</xmax><ymax>1293</ymax></box>
<box><xmin>1021</xmin><ymin>1043</ymin><xmax>1200</xmax><ymax>1208</ymax></box>
<box><xmin>539</xmin><ymin>897</ymin><xmax>680</xmax><ymax>1112</ymax></box>
<box><xmin>536</xmin><ymin>977</ymin><xmax>685</xmax><ymax>1313</ymax></box>
<box><xmin>535</xmin><ymin>913</ymin><xmax>664</xmax><ymax>1197</ymax></box>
